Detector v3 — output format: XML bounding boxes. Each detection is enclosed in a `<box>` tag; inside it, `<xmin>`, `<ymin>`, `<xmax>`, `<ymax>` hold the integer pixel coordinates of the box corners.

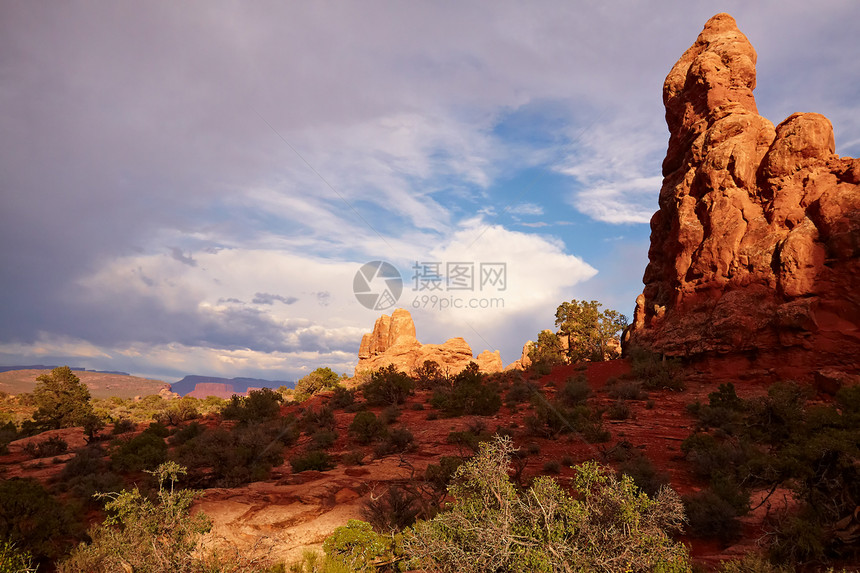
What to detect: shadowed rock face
<box><xmin>356</xmin><ymin>308</ymin><xmax>503</xmax><ymax>375</ymax></box>
<box><xmin>627</xmin><ymin>13</ymin><xmax>860</xmax><ymax>375</ymax></box>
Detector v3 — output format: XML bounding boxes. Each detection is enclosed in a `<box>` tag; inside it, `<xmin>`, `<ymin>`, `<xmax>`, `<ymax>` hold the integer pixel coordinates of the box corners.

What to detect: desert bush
<box><xmin>0</xmin><ymin>540</ymin><xmax>36</xmax><ymax>573</ymax></box>
<box><xmin>310</xmin><ymin>429</ymin><xmax>339</xmax><ymax>450</ymax></box>
<box><xmin>362</xmin><ymin>365</ymin><xmax>413</xmax><ymax>406</ymax></box>
<box><xmin>342</xmin><ymin>449</ymin><xmax>365</xmax><ymax>466</ymax></box>
<box><xmin>222</xmin><ymin>388</ymin><xmax>283</xmax><ymax>424</ymax></box>
<box><xmin>430</xmin><ymin>363</ymin><xmax>501</xmax><ymax>417</ymax></box>
<box><xmin>58</xmin><ymin>462</ymin><xmax>212</xmax><ymax>573</ymax></box>
<box><xmin>619</xmin><ymin>454</ymin><xmax>669</xmax><ymax>497</ymax></box>
<box><xmin>157</xmin><ymin>396</ymin><xmax>200</xmax><ymax>426</ymax></box>
<box><xmin>349</xmin><ymin>411</ymin><xmax>386</xmax><ymax>445</ymax></box>
<box><xmin>173</xmin><ymin>421</ymin><xmax>295</xmax><ymax>487</ymax></box>
<box><xmin>294</xmin><ymin>367</ymin><xmax>342</xmax><ymax>402</ymax></box>
<box><xmin>0</xmin><ymin>421</ymin><xmax>17</xmax><ymax>454</ymax></box>
<box><xmin>403</xmin><ymin>436</ymin><xmax>689</xmax><ymax>573</ymax></box>
<box><xmin>329</xmin><ymin>386</ymin><xmax>355</xmax><ymax>409</ymax></box>
<box><xmin>717</xmin><ymin>554</ymin><xmax>792</xmax><ymax>573</ymax></box>
<box><xmin>606</xmin><ymin>399</ymin><xmax>632</xmax><ymax>420</ymax></box>
<box><xmin>628</xmin><ymin>346</ymin><xmax>684</xmax><ymax>390</ymax></box>
<box><xmin>542</xmin><ymin>459</ymin><xmax>561</xmax><ymax>474</ymax></box>
<box><xmin>0</xmin><ymin>477</ymin><xmax>77</xmax><ymax>563</ymax></box>
<box><xmin>424</xmin><ymin>456</ymin><xmax>465</xmax><ymax>494</ymax></box>
<box><xmin>412</xmin><ymin>360</ymin><xmax>446</xmax><ymax>390</ymax></box>
<box><xmin>410</xmin><ymin>402</ymin><xmax>424</xmax><ymax>411</ymax></box>
<box><xmin>290</xmin><ymin>450</ymin><xmax>334</xmax><ymax>473</ymax></box>
<box><xmin>361</xmin><ymin>485</ymin><xmax>423</xmax><ymax>532</ymax></box>
<box><xmin>300</xmin><ymin>406</ymin><xmax>336</xmax><ymax>434</ymax></box>
<box><xmin>525</xmin><ymin>395</ymin><xmax>609</xmax><ymax>443</ymax></box>
<box><xmin>323</xmin><ymin>520</ymin><xmax>399</xmax><ymax>572</ymax></box>
<box><xmin>606</xmin><ymin>378</ymin><xmax>647</xmax><ymax>400</ymax></box>
<box><xmin>374</xmin><ymin>427</ymin><xmax>414</xmax><ymax>457</ymax></box>
<box><xmin>111</xmin><ymin>426</ymin><xmax>168</xmax><ymax>472</ymax></box>
<box><xmin>23</xmin><ymin>435</ymin><xmax>68</xmax><ymax>458</ymax></box>
<box><xmin>379</xmin><ymin>405</ymin><xmax>401</xmax><ymax>425</ymax></box>
<box><xmin>58</xmin><ymin>446</ymin><xmax>123</xmax><ymax>504</ymax></box>
<box><xmin>111</xmin><ymin>417</ymin><xmax>135</xmax><ymax>435</ymax></box>
<box><xmin>168</xmin><ymin>421</ymin><xmax>205</xmax><ymax>446</ymax></box>
<box><xmin>504</xmin><ymin>378</ymin><xmax>538</xmax><ymax>405</ymax></box>
<box><xmin>558</xmin><ymin>374</ymin><xmax>591</xmax><ymax>406</ymax></box>
<box><xmin>683</xmin><ymin>489</ymin><xmax>744</xmax><ymax>544</ymax></box>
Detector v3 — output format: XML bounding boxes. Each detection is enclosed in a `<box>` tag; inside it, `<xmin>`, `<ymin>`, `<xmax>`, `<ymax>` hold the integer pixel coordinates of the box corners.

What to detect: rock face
<box><xmin>626</xmin><ymin>13</ymin><xmax>860</xmax><ymax>375</ymax></box>
<box><xmin>356</xmin><ymin>309</ymin><xmax>503</xmax><ymax>375</ymax></box>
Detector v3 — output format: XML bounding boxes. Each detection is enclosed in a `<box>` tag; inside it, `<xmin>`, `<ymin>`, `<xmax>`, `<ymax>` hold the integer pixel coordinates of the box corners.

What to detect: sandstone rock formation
<box><xmin>356</xmin><ymin>308</ymin><xmax>503</xmax><ymax>375</ymax></box>
<box><xmin>626</xmin><ymin>13</ymin><xmax>860</xmax><ymax>376</ymax></box>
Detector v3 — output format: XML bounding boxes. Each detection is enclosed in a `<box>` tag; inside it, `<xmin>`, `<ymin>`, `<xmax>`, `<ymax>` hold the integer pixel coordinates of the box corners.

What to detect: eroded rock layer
<box><xmin>626</xmin><ymin>13</ymin><xmax>860</xmax><ymax>375</ymax></box>
<box><xmin>356</xmin><ymin>308</ymin><xmax>503</xmax><ymax>375</ymax></box>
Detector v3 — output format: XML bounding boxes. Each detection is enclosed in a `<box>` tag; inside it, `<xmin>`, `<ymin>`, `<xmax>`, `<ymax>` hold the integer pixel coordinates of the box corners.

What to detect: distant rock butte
<box><xmin>356</xmin><ymin>308</ymin><xmax>503</xmax><ymax>375</ymax></box>
<box><xmin>186</xmin><ymin>382</ymin><xmax>237</xmax><ymax>400</ymax></box>
<box><xmin>626</xmin><ymin>13</ymin><xmax>860</xmax><ymax>376</ymax></box>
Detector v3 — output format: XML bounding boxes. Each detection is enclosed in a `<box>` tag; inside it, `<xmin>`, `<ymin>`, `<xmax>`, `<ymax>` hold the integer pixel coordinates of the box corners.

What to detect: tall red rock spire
<box><xmin>626</xmin><ymin>14</ymin><xmax>860</xmax><ymax>377</ymax></box>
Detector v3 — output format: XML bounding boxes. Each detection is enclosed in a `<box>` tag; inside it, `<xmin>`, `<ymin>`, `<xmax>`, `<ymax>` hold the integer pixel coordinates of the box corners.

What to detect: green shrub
<box><xmin>310</xmin><ymin>429</ymin><xmax>339</xmax><ymax>450</ymax></box>
<box><xmin>58</xmin><ymin>446</ymin><xmax>123</xmax><ymax>504</ymax></box>
<box><xmin>412</xmin><ymin>360</ymin><xmax>445</xmax><ymax>390</ymax></box>
<box><xmin>403</xmin><ymin>436</ymin><xmax>689</xmax><ymax>573</ymax></box>
<box><xmin>558</xmin><ymin>374</ymin><xmax>591</xmax><ymax>406</ymax></box>
<box><xmin>0</xmin><ymin>477</ymin><xmax>76</xmax><ymax>562</ymax></box>
<box><xmin>629</xmin><ymin>347</ymin><xmax>684</xmax><ymax>390</ymax></box>
<box><xmin>374</xmin><ymin>427</ymin><xmax>414</xmax><ymax>457</ymax></box>
<box><xmin>0</xmin><ymin>540</ymin><xmax>36</xmax><ymax>573</ymax></box>
<box><xmin>504</xmin><ymin>379</ymin><xmax>538</xmax><ymax>405</ymax></box>
<box><xmin>323</xmin><ymin>520</ymin><xmax>399</xmax><ymax>572</ymax></box>
<box><xmin>349</xmin><ymin>411</ymin><xmax>386</xmax><ymax>445</ymax></box>
<box><xmin>606</xmin><ymin>378</ymin><xmax>647</xmax><ymax>400</ymax></box>
<box><xmin>329</xmin><ymin>386</ymin><xmax>355</xmax><ymax>409</ymax></box>
<box><xmin>290</xmin><ymin>450</ymin><xmax>334</xmax><ymax>473</ymax></box>
<box><xmin>430</xmin><ymin>363</ymin><xmax>501</xmax><ymax>417</ymax></box>
<box><xmin>294</xmin><ymin>367</ymin><xmax>342</xmax><ymax>402</ymax></box>
<box><xmin>168</xmin><ymin>421</ymin><xmax>205</xmax><ymax>446</ymax></box>
<box><xmin>300</xmin><ymin>406</ymin><xmax>336</xmax><ymax>434</ymax></box>
<box><xmin>542</xmin><ymin>460</ymin><xmax>561</xmax><ymax>474</ymax></box>
<box><xmin>173</xmin><ymin>421</ymin><xmax>294</xmax><ymax>487</ymax></box>
<box><xmin>111</xmin><ymin>427</ymin><xmax>168</xmax><ymax>472</ymax></box>
<box><xmin>525</xmin><ymin>395</ymin><xmax>609</xmax><ymax>443</ymax></box>
<box><xmin>606</xmin><ymin>399</ymin><xmax>631</xmax><ymax>420</ymax></box>
<box><xmin>111</xmin><ymin>417</ymin><xmax>135</xmax><ymax>435</ymax></box>
<box><xmin>424</xmin><ymin>456</ymin><xmax>465</xmax><ymax>494</ymax></box>
<box><xmin>222</xmin><ymin>388</ymin><xmax>283</xmax><ymax>424</ymax></box>
<box><xmin>379</xmin><ymin>405</ymin><xmax>401</xmax><ymax>425</ymax></box>
<box><xmin>23</xmin><ymin>435</ymin><xmax>68</xmax><ymax>458</ymax></box>
<box><xmin>342</xmin><ymin>449</ymin><xmax>365</xmax><ymax>466</ymax></box>
<box><xmin>619</xmin><ymin>454</ymin><xmax>669</xmax><ymax>497</ymax></box>
<box><xmin>361</xmin><ymin>485</ymin><xmax>422</xmax><ymax>532</ymax></box>
<box><xmin>683</xmin><ymin>489</ymin><xmax>744</xmax><ymax>543</ymax></box>
<box><xmin>362</xmin><ymin>365</ymin><xmax>413</xmax><ymax>406</ymax></box>
<box><xmin>58</xmin><ymin>462</ymin><xmax>212</xmax><ymax>573</ymax></box>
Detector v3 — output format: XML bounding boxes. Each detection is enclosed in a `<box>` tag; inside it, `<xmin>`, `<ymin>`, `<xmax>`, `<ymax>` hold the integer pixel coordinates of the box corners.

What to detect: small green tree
<box><xmin>527</xmin><ymin>330</ymin><xmax>566</xmax><ymax>369</ymax></box>
<box><xmin>555</xmin><ymin>300</ymin><xmax>628</xmax><ymax>362</ymax></box>
<box><xmin>295</xmin><ymin>367</ymin><xmax>343</xmax><ymax>401</ymax></box>
<box><xmin>362</xmin><ymin>365</ymin><xmax>413</xmax><ymax>406</ymax></box>
<box><xmin>404</xmin><ymin>436</ymin><xmax>689</xmax><ymax>573</ymax></box>
<box><xmin>31</xmin><ymin>366</ymin><xmax>95</xmax><ymax>430</ymax></box>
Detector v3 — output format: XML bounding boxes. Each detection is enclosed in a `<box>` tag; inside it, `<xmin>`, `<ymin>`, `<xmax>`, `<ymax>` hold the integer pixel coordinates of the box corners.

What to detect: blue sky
<box><xmin>1</xmin><ymin>1</ymin><xmax>858</xmax><ymax>382</ymax></box>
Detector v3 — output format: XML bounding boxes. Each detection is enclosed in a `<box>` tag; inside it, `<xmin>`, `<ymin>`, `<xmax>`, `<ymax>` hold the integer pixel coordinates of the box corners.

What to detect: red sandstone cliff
<box><xmin>626</xmin><ymin>13</ymin><xmax>860</xmax><ymax>377</ymax></box>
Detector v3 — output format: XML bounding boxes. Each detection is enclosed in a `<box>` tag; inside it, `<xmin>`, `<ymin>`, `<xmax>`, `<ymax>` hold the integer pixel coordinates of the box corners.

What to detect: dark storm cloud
<box><xmin>170</xmin><ymin>248</ymin><xmax>198</xmax><ymax>267</ymax></box>
<box><xmin>252</xmin><ymin>293</ymin><xmax>299</xmax><ymax>306</ymax></box>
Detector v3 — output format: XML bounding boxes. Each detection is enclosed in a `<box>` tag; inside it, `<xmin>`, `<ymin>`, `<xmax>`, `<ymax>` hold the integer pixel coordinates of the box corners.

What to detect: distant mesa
<box><xmin>171</xmin><ymin>375</ymin><xmax>294</xmax><ymax>398</ymax></box>
<box><xmin>356</xmin><ymin>308</ymin><xmax>503</xmax><ymax>376</ymax></box>
<box><xmin>625</xmin><ymin>13</ymin><xmax>860</xmax><ymax>378</ymax></box>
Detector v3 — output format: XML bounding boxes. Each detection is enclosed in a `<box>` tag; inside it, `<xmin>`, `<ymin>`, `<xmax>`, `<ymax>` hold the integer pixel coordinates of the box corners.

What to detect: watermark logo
<box><xmin>354</xmin><ymin>260</ymin><xmax>403</xmax><ymax>310</ymax></box>
<box><xmin>356</xmin><ymin>260</ymin><xmax>508</xmax><ymax>312</ymax></box>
